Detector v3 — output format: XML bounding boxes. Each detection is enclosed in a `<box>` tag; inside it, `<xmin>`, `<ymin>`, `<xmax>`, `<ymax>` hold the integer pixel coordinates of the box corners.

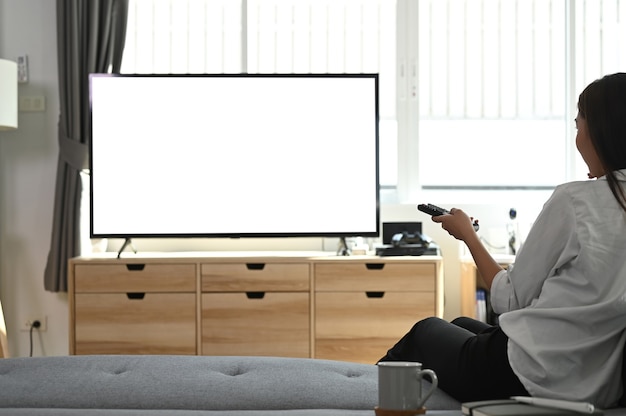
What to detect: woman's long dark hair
<box><xmin>578</xmin><ymin>73</ymin><xmax>626</xmax><ymax>213</ymax></box>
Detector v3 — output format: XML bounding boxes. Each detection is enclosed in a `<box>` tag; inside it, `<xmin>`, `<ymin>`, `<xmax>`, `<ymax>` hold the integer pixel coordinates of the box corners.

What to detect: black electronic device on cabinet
<box><xmin>376</xmin><ymin>222</ymin><xmax>440</xmax><ymax>256</ymax></box>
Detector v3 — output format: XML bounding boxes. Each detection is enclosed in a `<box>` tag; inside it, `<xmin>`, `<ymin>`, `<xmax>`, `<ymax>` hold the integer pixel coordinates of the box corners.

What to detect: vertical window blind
<box><xmin>121</xmin><ymin>0</ymin><xmax>626</xmax><ymax>195</ymax></box>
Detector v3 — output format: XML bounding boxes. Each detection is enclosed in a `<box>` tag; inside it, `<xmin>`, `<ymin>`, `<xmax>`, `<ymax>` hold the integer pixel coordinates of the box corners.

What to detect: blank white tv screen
<box><xmin>89</xmin><ymin>73</ymin><xmax>379</xmax><ymax>238</ymax></box>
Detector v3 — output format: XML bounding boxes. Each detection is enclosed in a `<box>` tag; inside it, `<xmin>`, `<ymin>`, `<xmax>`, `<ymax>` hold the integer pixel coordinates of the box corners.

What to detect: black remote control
<box><xmin>417</xmin><ymin>203</ymin><xmax>480</xmax><ymax>231</ymax></box>
<box><xmin>417</xmin><ymin>203</ymin><xmax>449</xmax><ymax>216</ymax></box>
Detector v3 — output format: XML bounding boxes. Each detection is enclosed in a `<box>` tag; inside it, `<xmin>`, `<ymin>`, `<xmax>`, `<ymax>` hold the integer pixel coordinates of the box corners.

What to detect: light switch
<box><xmin>19</xmin><ymin>95</ymin><xmax>46</xmax><ymax>112</ymax></box>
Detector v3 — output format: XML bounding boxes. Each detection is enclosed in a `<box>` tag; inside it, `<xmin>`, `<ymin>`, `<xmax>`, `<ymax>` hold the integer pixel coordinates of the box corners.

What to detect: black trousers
<box><xmin>378</xmin><ymin>316</ymin><xmax>529</xmax><ymax>402</ymax></box>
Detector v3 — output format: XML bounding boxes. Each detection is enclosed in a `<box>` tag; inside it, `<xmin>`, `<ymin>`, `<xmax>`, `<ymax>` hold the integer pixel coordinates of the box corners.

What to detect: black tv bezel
<box><xmin>89</xmin><ymin>72</ymin><xmax>380</xmax><ymax>239</ymax></box>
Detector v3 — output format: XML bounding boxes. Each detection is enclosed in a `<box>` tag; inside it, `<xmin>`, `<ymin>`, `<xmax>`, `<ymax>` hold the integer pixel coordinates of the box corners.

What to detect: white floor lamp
<box><xmin>0</xmin><ymin>58</ymin><xmax>18</xmax><ymax>131</ymax></box>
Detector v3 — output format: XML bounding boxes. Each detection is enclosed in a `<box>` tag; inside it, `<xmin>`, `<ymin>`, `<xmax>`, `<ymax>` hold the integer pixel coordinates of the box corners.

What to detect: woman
<box><xmin>379</xmin><ymin>73</ymin><xmax>626</xmax><ymax>408</ymax></box>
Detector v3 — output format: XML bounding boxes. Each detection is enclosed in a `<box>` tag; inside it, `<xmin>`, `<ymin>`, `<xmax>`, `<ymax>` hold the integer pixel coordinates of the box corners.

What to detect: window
<box><xmin>416</xmin><ymin>0</ymin><xmax>567</xmax><ymax>189</ymax></box>
<box><xmin>121</xmin><ymin>0</ymin><xmax>626</xmax><ymax>204</ymax></box>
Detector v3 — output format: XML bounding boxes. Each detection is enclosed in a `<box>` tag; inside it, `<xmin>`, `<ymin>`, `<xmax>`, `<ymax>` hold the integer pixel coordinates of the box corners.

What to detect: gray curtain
<box><xmin>44</xmin><ymin>0</ymin><xmax>128</xmax><ymax>292</ymax></box>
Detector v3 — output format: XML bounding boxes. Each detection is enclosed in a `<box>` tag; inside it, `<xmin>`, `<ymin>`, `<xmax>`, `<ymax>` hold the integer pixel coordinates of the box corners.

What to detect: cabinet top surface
<box><xmin>71</xmin><ymin>251</ymin><xmax>443</xmax><ymax>263</ymax></box>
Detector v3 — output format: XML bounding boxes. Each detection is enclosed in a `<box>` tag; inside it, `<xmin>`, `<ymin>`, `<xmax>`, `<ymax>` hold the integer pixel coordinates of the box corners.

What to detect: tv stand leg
<box><xmin>117</xmin><ymin>238</ymin><xmax>137</xmax><ymax>259</ymax></box>
<box><xmin>337</xmin><ymin>237</ymin><xmax>351</xmax><ymax>256</ymax></box>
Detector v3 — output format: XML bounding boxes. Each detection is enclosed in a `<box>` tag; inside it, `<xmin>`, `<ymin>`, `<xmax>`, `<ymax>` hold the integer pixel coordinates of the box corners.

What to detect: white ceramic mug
<box><xmin>377</xmin><ymin>361</ymin><xmax>438</xmax><ymax>410</ymax></box>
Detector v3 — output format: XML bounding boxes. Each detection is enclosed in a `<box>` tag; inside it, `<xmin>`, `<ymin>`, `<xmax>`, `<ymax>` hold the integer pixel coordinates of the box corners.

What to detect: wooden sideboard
<box><xmin>68</xmin><ymin>252</ymin><xmax>444</xmax><ymax>364</ymax></box>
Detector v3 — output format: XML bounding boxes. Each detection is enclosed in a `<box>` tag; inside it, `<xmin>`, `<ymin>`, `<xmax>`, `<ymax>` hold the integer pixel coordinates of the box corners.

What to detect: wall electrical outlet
<box><xmin>21</xmin><ymin>316</ymin><xmax>47</xmax><ymax>332</ymax></box>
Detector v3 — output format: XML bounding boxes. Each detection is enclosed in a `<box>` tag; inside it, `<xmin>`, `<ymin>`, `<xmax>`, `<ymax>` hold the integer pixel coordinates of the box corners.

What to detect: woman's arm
<box><xmin>490</xmin><ymin>188</ymin><xmax>577</xmax><ymax>312</ymax></box>
<box><xmin>432</xmin><ymin>209</ymin><xmax>503</xmax><ymax>289</ymax></box>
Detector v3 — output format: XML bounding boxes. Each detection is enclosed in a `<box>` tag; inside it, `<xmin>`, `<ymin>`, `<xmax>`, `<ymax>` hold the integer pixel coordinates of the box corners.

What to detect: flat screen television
<box><xmin>89</xmin><ymin>73</ymin><xmax>379</xmax><ymax>239</ymax></box>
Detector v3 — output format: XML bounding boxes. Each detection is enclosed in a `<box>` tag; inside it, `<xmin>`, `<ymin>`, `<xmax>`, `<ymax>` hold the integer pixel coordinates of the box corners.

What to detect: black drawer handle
<box><xmin>366</xmin><ymin>291</ymin><xmax>385</xmax><ymax>298</ymax></box>
<box><xmin>246</xmin><ymin>263</ymin><xmax>266</xmax><ymax>270</ymax></box>
<box><xmin>365</xmin><ymin>263</ymin><xmax>385</xmax><ymax>270</ymax></box>
<box><xmin>246</xmin><ymin>292</ymin><xmax>266</xmax><ymax>299</ymax></box>
<box><xmin>126</xmin><ymin>264</ymin><xmax>146</xmax><ymax>271</ymax></box>
<box><xmin>126</xmin><ymin>292</ymin><xmax>146</xmax><ymax>300</ymax></box>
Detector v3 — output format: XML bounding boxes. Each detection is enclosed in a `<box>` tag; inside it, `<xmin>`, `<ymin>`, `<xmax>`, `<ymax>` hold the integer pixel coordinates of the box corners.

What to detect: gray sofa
<box><xmin>0</xmin><ymin>355</ymin><xmax>460</xmax><ymax>415</ymax></box>
<box><xmin>0</xmin><ymin>355</ymin><xmax>623</xmax><ymax>415</ymax></box>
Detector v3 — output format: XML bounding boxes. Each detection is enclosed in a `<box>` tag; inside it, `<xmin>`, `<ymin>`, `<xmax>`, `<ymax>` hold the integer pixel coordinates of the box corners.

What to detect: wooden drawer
<box><xmin>314</xmin><ymin>262</ymin><xmax>436</xmax><ymax>292</ymax></box>
<box><xmin>201</xmin><ymin>262</ymin><xmax>309</xmax><ymax>292</ymax></box>
<box><xmin>314</xmin><ymin>291</ymin><xmax>435</xmax><ymax>363</ymax></box>
<box><xmin>73</xmin><ymin>263</ymin><xmax>196</xmax><ymax>293</ymax></box>
<box><xmin>74</xmin><ymin>293</ymin><xmax>196</xmax><ymax>355</ymax></box>
<box><xmin>201</xmin><ymin>292</ymin><xmax>309</xmax><ymax>357</ymax></box>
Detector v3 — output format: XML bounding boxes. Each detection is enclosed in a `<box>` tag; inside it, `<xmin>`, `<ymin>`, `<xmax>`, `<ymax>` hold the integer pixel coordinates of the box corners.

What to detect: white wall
<box><xmin>0</xmin><ymin>0</ymin><xmax>553</xmax><ymax>358</ymax></box>
<box><xmin>0</xmin><ymin>0</ymin><xmax>67</xmax><ymax>357</ymax></box>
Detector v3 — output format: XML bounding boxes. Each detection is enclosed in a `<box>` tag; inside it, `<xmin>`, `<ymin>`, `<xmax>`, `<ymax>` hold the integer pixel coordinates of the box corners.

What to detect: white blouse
<box><xmin>491</xmin><ymin>171</ymin><xmax>626</xmax><ymax>408</ymax></box>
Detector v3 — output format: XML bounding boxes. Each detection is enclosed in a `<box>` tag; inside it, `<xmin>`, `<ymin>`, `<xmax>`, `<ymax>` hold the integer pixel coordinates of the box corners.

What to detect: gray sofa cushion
<box><xmin>0</xmin><ymin>355</ymin><xmax>459</xmax><ymax>413</ymax></box>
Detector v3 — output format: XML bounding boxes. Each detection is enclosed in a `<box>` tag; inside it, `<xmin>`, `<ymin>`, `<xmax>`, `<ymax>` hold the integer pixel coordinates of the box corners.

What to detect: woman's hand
<box><xmin>431</xmin><ymin>208</ymin><xmax>478</xmax><ymax>242</ymax></box>
<box><xmin>433</xmin><ymin>208</ymin><xmax>501</xmax><ymax>289</ymax></box>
